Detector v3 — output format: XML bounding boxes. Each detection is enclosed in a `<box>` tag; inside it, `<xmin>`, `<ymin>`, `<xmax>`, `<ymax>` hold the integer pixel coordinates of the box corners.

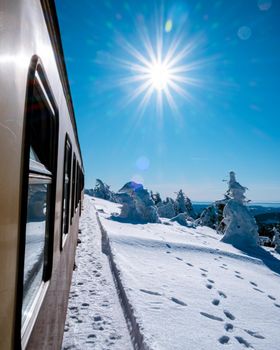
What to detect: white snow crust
<box><xmin>93</xmin><ymin>196</ymin><xmax>280</xmax><ymax>350</ymax></box>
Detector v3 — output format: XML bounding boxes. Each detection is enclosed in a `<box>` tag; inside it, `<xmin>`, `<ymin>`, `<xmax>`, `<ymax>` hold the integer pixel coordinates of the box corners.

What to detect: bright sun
<box><xmin>117</xmin><ymin>16</ymin><xmax>207</xmax><ymax>115</ymax></box>
<box><xmin>149</xmin><ymin>62</ymin><xmax>171</xmax><ymax>91</ymax></box>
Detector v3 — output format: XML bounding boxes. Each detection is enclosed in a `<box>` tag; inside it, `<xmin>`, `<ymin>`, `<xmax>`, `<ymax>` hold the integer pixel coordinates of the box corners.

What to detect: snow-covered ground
<box><xmin>62</xmin><ymin>196</ymin><xmax>132</xmax><ymax>350</ymax></box>
<box><xmin>94</xmin><ymin>196</ymin><xmax>280</xmax><ymax>350</ymax></box>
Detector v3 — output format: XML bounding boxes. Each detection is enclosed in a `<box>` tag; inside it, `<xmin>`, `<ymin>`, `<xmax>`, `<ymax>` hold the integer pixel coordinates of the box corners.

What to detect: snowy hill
<box><xmin>93</xmin><ymin>196</ymin><xmax>280</xmax><ymax>350</ymax></box>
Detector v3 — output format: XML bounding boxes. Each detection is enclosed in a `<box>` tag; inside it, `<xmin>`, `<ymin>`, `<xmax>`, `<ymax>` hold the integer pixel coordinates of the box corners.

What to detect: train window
<box><xmin>21</xmin><ymin>63</ymin><xmax>57</xmax><ymax>333</ymax></box>
<box><xmin>75</xmin><ymin>163</ymin><xmax>79</xmax><ymax>209</ymax></box>
<box><xmin>71</xmin><ymin>154</ymin><xmax>76</xmax><ymax>220</ymax></box>
<box><xmin>61</xmin><ymin>137</ymin><xmax>72</xmax><ymax>241</ymax></box>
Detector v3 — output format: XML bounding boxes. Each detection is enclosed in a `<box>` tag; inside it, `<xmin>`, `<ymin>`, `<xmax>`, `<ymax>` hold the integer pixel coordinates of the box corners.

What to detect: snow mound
<box><xmin>170</xmin><ymin>213</ymin><xmax>195</xmax><ymax>227</ymax></box>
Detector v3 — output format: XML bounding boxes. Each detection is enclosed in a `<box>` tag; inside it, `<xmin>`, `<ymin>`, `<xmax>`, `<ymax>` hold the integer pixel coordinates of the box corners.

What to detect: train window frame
<box><xmin>61</xmin><ymin>136</ymin><xmax>72</xmax><ymax>249</ymax></box>
<box><xmin>16</xmin><ymin>56</ymin><xmax>58</xmax><ymax>348</ymax></box>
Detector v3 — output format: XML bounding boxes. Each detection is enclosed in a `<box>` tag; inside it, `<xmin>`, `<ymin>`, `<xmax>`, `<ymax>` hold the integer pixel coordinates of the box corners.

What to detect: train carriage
<box><xmin>0</xmin><ymin>0</ymin><xmax>84</xmax><ymax>349</ymax></box>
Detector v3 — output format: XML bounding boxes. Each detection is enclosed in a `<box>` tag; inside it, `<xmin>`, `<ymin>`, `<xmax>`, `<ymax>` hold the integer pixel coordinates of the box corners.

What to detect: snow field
<box><xmin>94</xmin><ymin>196</ymin><xmax>280</xmax><ymax>350</ymax></box>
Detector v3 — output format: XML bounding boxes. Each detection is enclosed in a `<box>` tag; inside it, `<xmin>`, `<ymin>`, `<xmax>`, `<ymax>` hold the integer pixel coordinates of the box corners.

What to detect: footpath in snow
<box><xmin>94</xmin><ymin>196</ymin><xmax>280</xmax><ymax>350</ymax></box>
<box><xmin>62</xmin><ymin>196</ymin><xmax>132</xmax><ymax>350</ymax></box>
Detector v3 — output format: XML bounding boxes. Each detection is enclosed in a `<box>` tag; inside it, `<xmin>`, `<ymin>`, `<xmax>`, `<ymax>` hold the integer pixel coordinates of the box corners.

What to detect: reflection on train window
<box><xmin>62</xmin><ymin>138</ymin><xmax>72</xmax><ymax>236</ymax></box>
<box><xmin>22</xmin><ymin>178</ymin><xmax>51</xmax><ymax>323</ymax></box>
<box><xmin>22</xmin><ymin>69</ymin><xmax>56</xmax><ymax>328</ymax></box>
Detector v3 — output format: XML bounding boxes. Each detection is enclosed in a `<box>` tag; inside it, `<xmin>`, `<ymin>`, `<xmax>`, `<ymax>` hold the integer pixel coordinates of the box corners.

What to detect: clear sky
<box><xmin>56</xmin><ymin>0</ymin><xmax>280</xmax><ymax>202</ymax></box>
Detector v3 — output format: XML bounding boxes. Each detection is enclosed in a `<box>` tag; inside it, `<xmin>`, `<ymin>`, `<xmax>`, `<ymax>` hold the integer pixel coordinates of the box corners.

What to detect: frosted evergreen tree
<box><xmin>134</xmin><ymin>188</ymin><xmax>160</xmax><ymax>223</ymax></box>
<box><xmin>157</xmin><ymin>197</ymin><xmax>176</xmax><ymax>218</ymax></box>
<box><xmin>215</xmin><ymin>199</ymin><xmax>230</xmax><ymax>234</ymax></box>
<box><xmin>185</xmin><ymin>196</ymin><xmax>196</xmax><ymax>218</ymax></box>
<box><xmin>151</xmin><ymin>192</ymin><xmax>162</xmax><ymax>206</ymax></box>
<box><xmin>196</xmin><ymin>205</ymin><xmax>217</xmax><ymax>228</ymax></box>
<box><xmin>175</xmin><ymin>190</ymin><xmax>186</xmax><ymax>214</ymax></box>
<box><xmin>272</xmin><ymin>227</ymin><xmax>280</xmax><ymax>253</ymax></box>
<box><xmin>174</xmin><ymin>190</ymin><xmax>196</xmax><ymax>218</ymax></box>
<box><xmin>92</xmin><ymin>179</ymin><xmax>116</xmax><ymax>202</ymax></box>
<box><xmin>221</xmin><ymin>172</ymin><xmax>259</xmax><ymax>248</ymax></box>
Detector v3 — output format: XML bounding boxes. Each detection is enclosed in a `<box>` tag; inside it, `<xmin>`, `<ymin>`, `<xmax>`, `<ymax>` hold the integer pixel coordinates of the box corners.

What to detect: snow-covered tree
<box><xmin>117</xmin><ymin>182</ymin><xmax>160</xmax><ymax>223</ymax></box>
<box><xmin>134</xmin><ymin>188</ymin><xmax>160</xmax><ymax>223</ymax></box>
<box><xmin>221</xmin><ymin>172</ymin><xmax>259</xmax><ymax>248</ymax></box>
<box><xmin>196</xmin><ymin>205</ymin><xmax>217</xmax><ymax>228</ymax></box>
<box><xmin>272</xmin><ymin>227</ymin><xmax>280</xmax><ymax>253</ymax></box>
<box><xmin>185</xmin><ymin>196</ymin><xmax>196</xmax><ymax>218</ymax></box>
<box><xmin>157</xmin><ymin>197</ymin><xmax>176</xmax><ymax>218</ymax></box>
<box><xmin>174</xmin><ymin>190</ymin><xmax>196</xmax><ymax>218</ymax></box>
<box><xmin>151</xmin><ymin>191</ymin><xmax>162</xmax><ymax>206</ymax></box>
<box><xmin>92</xmin><ymin>179</ymin><xmax>116</xmax><ymax>202</ymax></box>
<box><xmin>215</xmin><ymin>199</ymin><xmax>229</xmax><ymax>234</ymax></box>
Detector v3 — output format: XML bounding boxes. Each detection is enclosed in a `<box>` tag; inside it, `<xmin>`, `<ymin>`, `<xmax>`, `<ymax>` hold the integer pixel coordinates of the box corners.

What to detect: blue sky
<box><xmin>56</xmin><ymin>0</ymin><xmax>280</xmax><ymax>202</ymax></box>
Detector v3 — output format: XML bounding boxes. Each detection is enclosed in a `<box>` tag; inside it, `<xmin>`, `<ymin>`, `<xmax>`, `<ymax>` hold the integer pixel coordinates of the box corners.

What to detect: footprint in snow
<box><xmin>93</xmin><ymin>316</ymin><xmax>102</xmax><ymax>322</ymax></box>
<box><xmin>267</xmin><ymin>295</ymin><xmax>276</xmax><ymax>300</ymax></box>
<box><xmin>212</xmin><ymin>299</ymin><xmax>220</xmax><ymax>306</ymax></box>
<box><xmin>166</xmin><ymin>243</ymin><xmax>171</xmax><ymax>248</ymax></box>
<box><xmin>170</xmin><ymin>297</ymin><xmax>187</xmax><ymax>306</ymax></box>
<box><xmin>274</xmin><ymin>303</ymin><xmax>280</xmax><ymax>308</ymax></box>
<box><xmin>219</xmin><ymin>335</ymin><xmax>230</xmax><ymax>344</ymax></box>
<box><xmin>140</xmin><ymin>289</ymin><xmax>162</xmax><ymax>296</ymax></box>
<box><xmin>201</xmin><ymin>273</ymin><xmax>207</xmax><ymax>277</ymax></box>
<box><xmin>166</xmin><ymin>251</ymin><xmax>171</xmax><ymax>254</ymax></box>
<box><xmin>219</xmin><ymin>266</ymin><xmax>228</xmax><ymax>270</ymax></box>
<box><xmin>200</xmin><ymin>268</ymin><xmax>208</xmax><ymax>272</ymax></box>
<box><xmin>200</xmin><ymin>312</ymin><xmax>223</xmax><ymax>322</ymax></box>
<box><xmin>207</xmin><ymin>279</ymin><xmax>215</xmax><ymax>284</ymax></box>
<box><xmin>175</xmin><ymin>257</ymin><xmax>183</xmax><ymax>261</ymax></box>
<box><xmin>224</xmin><ymin>323</ymin><xmax>234</xmax><ymax>332</ymax></box>
<box><xmin>235</xmin><ymin>275</ymin><xmax>244</xmax><ymax>280</ymax></box>
<box><xmin>186</xmin><ymin>262</ymin><xmax>193</xmax><ymax>267</ymax></box>
<box><xmin>253</xmin><ymin>287</ymin><xmax>264</xmax><ymax>293</ymax></box>
<box><xmin>88</xmin><ymin>334</ymin><xmax>96</xmax><ymax>339</ymax></box>
<box><xmin>206</xmin><ymin>284</ymin><xmax>213</xmax><ymax>290</ymax></box>
<box><xmin>218</xmin><ymin>291</ymin><xmax>227</xmax><ymax>298</ymax></box>
<box><xmin>235</xmin><ymin>271</ymin><xmax>241</xmax><ymax>274</ymax></box>
<box><xmin>224</xmin><ymin>310</ymin><xmax>235</xmax><ymax>320</ymax></box>
<box><xmin>235</xmin><ymin>336</ymin><xmax>252</xmax><ymax>348</ymax></box>
<box><xmin>244</xmin><ymin>329</ymin><xmax>265</xmax><ymax>339</ymax></box>
<box><xmin>250</xmin><ymin>281</ymin><xmax>257</xmax><ymax>287</ymax></box>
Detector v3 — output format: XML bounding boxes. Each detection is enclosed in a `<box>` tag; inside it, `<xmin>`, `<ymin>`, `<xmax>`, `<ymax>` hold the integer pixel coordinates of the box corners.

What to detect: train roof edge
<box><xmin>40</xmin><ymin>0</ymin><xmax>84</xmax><ymax>169</ymax></box>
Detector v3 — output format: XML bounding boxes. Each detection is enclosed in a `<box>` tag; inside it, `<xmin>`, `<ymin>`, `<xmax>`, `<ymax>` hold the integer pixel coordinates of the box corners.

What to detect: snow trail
<box><xmin>62</xmin><ymin>196</ymin><xmax>132</xmax><ymax>350</ymax></box>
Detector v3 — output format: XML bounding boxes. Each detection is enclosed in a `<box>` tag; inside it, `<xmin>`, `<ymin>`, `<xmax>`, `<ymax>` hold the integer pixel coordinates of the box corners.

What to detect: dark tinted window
<box><xmin>61</xmin><ymin>137</ymin><xmax>72</xmax><ymax>239</ymax></box>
